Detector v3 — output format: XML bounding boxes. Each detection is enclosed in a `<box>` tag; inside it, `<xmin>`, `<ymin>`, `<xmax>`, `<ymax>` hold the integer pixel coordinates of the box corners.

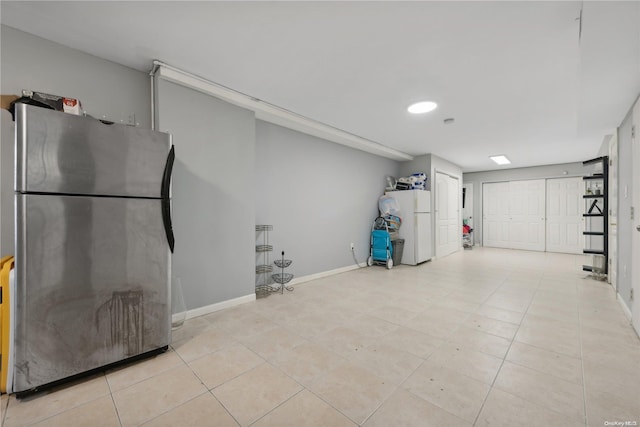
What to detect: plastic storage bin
<box><xmin>391</xmin><ymin>239</ymin><xmax>404</xmax><ymax>266</ymax></box>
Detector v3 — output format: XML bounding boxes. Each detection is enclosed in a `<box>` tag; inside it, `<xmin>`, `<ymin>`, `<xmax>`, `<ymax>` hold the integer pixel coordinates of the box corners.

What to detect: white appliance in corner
<box><xmin>385</xmin><ymin>190</ymin><xmax>433</xmax><ymax>265</ymax></box>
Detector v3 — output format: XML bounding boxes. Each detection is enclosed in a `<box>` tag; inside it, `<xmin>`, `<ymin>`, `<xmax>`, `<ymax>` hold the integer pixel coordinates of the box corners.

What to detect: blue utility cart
<box><xmin>367</xmin><ymin>217</ymin><xmax>394</xmax><ymax>269</ymax></box>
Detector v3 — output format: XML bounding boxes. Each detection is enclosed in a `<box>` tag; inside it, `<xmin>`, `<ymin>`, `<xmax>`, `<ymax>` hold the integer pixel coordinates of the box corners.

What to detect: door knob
<box><xmin>637</xmin><ymin>225</ymin><xmax>640</xmax><ymax>232</ymax></box>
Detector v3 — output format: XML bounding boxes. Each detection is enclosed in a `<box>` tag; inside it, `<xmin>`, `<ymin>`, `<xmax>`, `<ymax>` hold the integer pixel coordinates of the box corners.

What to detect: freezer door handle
<box><xmin>161</xmin><ymin>145</ymin><xmax>175</xmax><ymax>252</ymax></box>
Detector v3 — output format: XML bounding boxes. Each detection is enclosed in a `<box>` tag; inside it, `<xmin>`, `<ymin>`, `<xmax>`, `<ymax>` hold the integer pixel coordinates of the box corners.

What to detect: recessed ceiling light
<box><xmin>407</xmin><ymin>101</ymin><xmax>438</xmax><ymax>114</ymax></box>
<box><xmin>490</xmin><ymin>155</ymin><xmax>511</xmax><ymax>165</ymax></box>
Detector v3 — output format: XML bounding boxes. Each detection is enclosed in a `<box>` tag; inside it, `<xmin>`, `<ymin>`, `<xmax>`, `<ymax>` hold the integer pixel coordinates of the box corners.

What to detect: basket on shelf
<box><xmin>271</xmin><ymin>273</ymin><xmax>293</xmax><ymax>284</ymax></box>
<box><xmin>274</xmin><ymin>259</ymin><xmax>292</xmax><ymax>269</ymax></box>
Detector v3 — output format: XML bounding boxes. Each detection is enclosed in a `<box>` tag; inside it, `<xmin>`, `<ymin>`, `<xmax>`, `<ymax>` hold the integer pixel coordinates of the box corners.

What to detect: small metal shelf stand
<box><xmin>255</xmin><ymin>225</ymin><xmax>274</xmax><ymax>298</ymax></box>
<box><xmin>271</xmin><ymin>251</ymin><xmax>294</xmax><ymax>294</ymax></box>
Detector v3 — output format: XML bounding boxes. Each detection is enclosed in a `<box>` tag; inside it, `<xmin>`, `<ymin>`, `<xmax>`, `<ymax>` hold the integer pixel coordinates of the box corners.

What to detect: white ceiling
<box><xmin>2</xmin><ymin>1</ymin><xmax>639</xmax><ymax>172</ymax></box>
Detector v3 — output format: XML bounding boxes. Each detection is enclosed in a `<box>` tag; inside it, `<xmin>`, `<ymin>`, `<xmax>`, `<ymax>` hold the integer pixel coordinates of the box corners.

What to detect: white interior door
<box><xmin>631</xmin><ymin>100</ymin><xmax>640</xmax><ymax>335</ymax></box>
<box><xmin>546</xmin><ymin>177</ymin><xmax>583</xmax><ymax>254</ymax></box>
<box><xmin>608</xmin><ymin>132</ymin><xmax>618</xmax><ymax>289</ymax></box>
<box><xmin>435</xmin><ymin>172</ymin><xmax>460</xmax><ymax>258</ymax></box>
<box><xmin>483</xmin><ymin>182</ymin><xmax>510</xmax><ymax>248</ymax></box>
<box><xmin>448</xmin><ymin>175</ymin><xmax>460</xmax><ymax>252</ymax></box>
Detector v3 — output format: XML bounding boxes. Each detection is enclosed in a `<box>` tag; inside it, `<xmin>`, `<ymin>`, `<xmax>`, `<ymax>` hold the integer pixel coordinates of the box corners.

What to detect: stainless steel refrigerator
<box><xmin>10</xmin><ymin>104</ymin><xmax>174</xmax><ymax>395</ymax></box>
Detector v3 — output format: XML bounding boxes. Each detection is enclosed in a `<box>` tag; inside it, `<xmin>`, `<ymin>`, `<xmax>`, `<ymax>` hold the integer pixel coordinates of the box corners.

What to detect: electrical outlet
<box><xmin>350</xmin><ymin>242</ymin><xmax>354</xmax><ymax>250</ymax></box>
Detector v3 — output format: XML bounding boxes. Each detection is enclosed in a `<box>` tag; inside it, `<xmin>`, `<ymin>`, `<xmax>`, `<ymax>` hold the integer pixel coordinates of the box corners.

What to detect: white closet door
<box><xmin>608</xmin><ymin>133</ymin><xmax>618</xmax><ymax>289</ymax></box>
<box><xmin>483</xmin><ymin>179</ymin><xmax>545</xmax><ymax>251</ymax></box>
<box><xmin>546</xmin><ymin>177</ymin><xmax>583</xmax><ymax>254</ymax></box>
<box><xmin>483</xmin><ymin>182</ymin><xmax>510</xmax><ymax>248</ymax></box>
<box><xmin>631</xmin><ymin>99</ymin><xmax>640</xmax><ymax>335</ymax></box>
<box><xmin>435</xmin><ymin>172</ymin><xmax>460</xmax><ymax>257</ymax></box>
<box><xmin>509</xmin><ymin>180</ymin><xmax>545</xmax><ymax>251</ymax></box>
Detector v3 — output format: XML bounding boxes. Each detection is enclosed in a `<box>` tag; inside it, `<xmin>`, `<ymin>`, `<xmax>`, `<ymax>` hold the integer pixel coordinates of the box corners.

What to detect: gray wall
<box><xmin>156</xmin><ymin>79</ymin><xmax>256</xmax><ymax>309</ymax></box>
<box><xmin>399</xmin><ymin>153</ymin><xmax>464</xmax><ymax>253</ymax></box>
<box><xmin>463</xmin><ymin>162</ymin><xmax>585</xmax><ymax>245</ymax></box>
<box><xmin>399</xmin><ymin>154</ymin><xmax>433</xmax><ymax>190</ymax></box>
<box><xmin>0</xmin><ymin>111</ymin><xmax>13</xmax><ymax>257</ymax></box>
<box><xmin>398</xmin><ymin>153</ymin><xmax>464</xmax><ymax>187</ymax></box>
<box><xmin>1</xmin><ymin>26</ymin><xmax>151</xmax><ymax>257</ymax></box>
<box><xmin>0</xmin><ymin>26</ymin><xmax>150</xmax><ymax>126</ymax></box>
<box><xmin>255</xmin><ymin>121</ymin><xmax>400</xmax><ymax>277</ymax></box>
<box><xmin>616</xmin><ymin>106</ymin><xmax>634</xmax><ymax>311</ymax></box>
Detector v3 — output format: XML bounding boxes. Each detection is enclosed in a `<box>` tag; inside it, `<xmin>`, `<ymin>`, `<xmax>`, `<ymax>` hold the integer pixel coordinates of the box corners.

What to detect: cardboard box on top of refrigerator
<box><xmin>1</xmin><ymin>95</ymin><xmax>19</xmax><ymax>111</ymax></box>
<box><xmin>21</xmin><ymin>90</ymin><xmax>83</xmax><ymax>115</ymax></box>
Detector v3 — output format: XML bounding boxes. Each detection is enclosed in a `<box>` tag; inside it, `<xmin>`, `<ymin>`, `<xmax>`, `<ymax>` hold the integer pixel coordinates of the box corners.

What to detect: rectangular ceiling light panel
<box><xmin>490</xmin><ymin>155</ymin><xmax>511</xmax><ymax>165</ymax></box>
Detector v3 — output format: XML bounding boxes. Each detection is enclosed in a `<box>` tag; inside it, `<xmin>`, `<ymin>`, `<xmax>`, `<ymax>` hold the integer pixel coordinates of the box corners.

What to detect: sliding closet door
<box><xmin>546</xmin><ymin>177</ymin><xmax>583</xmax><ymax>254</ymax></box>
<box><xmin>509</xmin><ymin>180</ymin><xmax>545</xmax><ymax>251</ymax></box>
<box><xmin>483</xmin><ymin>182</ymin><xmax>510</xmax><ymax>248</ymax></box>
<box><xmin>483</xmin><ymin>179</ymin><xmax>545</xmax><ymax>251</ymax></box>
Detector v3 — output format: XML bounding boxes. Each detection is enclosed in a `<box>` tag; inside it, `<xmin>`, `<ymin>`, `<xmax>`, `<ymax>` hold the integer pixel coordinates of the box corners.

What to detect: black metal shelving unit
<box><xmin>582</xmin><ymin>156</ymin><xmax>608</xmax><ymax>275</ymax></box>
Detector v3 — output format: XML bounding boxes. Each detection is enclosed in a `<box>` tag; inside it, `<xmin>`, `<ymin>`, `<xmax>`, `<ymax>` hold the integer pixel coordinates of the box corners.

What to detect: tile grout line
<box><xmin>245</xmin><ymin>388</ymin><xmax>306</xmax><ymax>427</ymax></box>
<box><xmin>117</xmin><ymin>363</ymin><xmax>211</xmax><ymax>426</ymax></box>
<box><xmin>262</xmin><ymin>284</ymin><xmax>466</xmax><ymax>426</ymax></box>
<box><xmin>10</xmin><ymin>375</ymin><xmax>114</xmax><ymax>427</ymax></box>
<box><xmin>520</xmin><ymin>267</ymin><xmax>589</xmax><ymax>425</ymax></box>
<box><xmin>362</xmin><ymin>271</ymin><xmax>508</xmax><ymax>426</ymax></box>
<box><xmin>188</xmin><ymin>305</ymin><xmax>364</xmax><ymax>425</ymax></box>
<box><xmin>576</xmin><ymin>276</ymin><xmax>590</xmax><ymax>427</ymax></box>
<box><xmin>356</xmin><ymin>384</ymin><xmax>401</xmax><ymax>426</ymax></box>
<box><xmin>1</xmin><ymin>395</ymin><xmax>7</xmax><ymax>427</ymax></box>
<box><xmin>174</xmin><ymin>333</ymin><xmax>247</xmax><ymax>425</ymax></box>
<box><xmin>204</xmin><ymin>335</ymin><xmax>345</xmax><ymax>426</ymax></box>
<box><xmin>207</xmin><ymin>389</ymin><xmax>243</xmax><ymax>427</ymax></box>
<box><xmin>6</xmin><ymin>250</ymin><xmax>630</xmax><ymax>427</ymax></box>
<box><xmin>199</xmin><ymin>256</ymin><xmax>616</xmax><ymax>422</ymax></box>
<box><xmin>138</xmin><ymin>389</ymin><xmax>212</xmax><ymax>426</ymax></box>
<box><xmin>106</xmin><ymin>348</ymin><xmax>186</xmax><ymax>394</ymax></box>
<box><xmin>259</xmin><ymin>320</ymin><xmax>397</xmax><ymax>426</ymax></box>
<box><xmin>104</xmin><ymin>372</ymin><xmax>124</xmax><ymax>427</ymax></box>
<box><xmin>109</xmin><ymin>343</ymin><xmax>218</xmax><ymax>426</ymax></box>
<box><xmin>470</xmin><ymin>270</ymin><xmax>542</xmax><ymax>426</ymax></box>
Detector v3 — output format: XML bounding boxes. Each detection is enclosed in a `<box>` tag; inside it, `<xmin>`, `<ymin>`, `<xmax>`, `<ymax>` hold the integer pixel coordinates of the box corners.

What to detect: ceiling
<box><xmin>2</xmin><ymin>1</ymin><xmax>639</xmax><ymax>172</ymax></box>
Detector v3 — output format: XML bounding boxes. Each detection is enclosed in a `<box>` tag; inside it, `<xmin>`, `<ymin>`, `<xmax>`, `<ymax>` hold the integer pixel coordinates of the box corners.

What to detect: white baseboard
<box><xmin>176</xmin><ymin>264</ymin><xmax>360</xmax><ymax>322</ymax></box>
<box><xmin>178</xmin><ymin>293</ymin><xmax>256</xmax><ymax>321</ymax></box>
<box><xmin>617</xmin><ymin>293</ymin><xmax>633</xmax><ymax>320</ymax></box>
<box><xmin>288</xmin><ymin>264</ymin><xmax>361</xmax><ymax>286</ymax></box>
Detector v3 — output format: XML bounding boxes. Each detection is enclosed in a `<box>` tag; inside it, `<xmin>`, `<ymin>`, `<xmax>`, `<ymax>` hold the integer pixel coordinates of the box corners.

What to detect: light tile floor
<box><xmin>2</xmin><ymin>247</ymin><xmax>640</xmax><ymax>426</ymax></box>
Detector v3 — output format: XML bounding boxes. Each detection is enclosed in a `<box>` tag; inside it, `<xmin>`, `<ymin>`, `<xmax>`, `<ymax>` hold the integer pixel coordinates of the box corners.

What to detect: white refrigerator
<box><xmin>385</xmin><ymin>190</ymin><xmax>433</xmax><ymax>265</ymax></box>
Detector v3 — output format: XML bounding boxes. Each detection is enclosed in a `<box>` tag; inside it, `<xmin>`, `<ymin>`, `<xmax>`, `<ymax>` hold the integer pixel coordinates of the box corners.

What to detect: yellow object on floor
<box><xmin>0</xmin><ymin>255</ymin><xmax>14</xmax><ymax>393</ymax></box>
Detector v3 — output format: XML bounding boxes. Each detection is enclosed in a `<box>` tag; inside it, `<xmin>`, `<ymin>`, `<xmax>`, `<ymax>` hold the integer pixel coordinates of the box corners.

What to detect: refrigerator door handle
<box><xmin>161</xmin><ymin>146</ymin><xmax>175</xmax><ymax>252</ymax></box>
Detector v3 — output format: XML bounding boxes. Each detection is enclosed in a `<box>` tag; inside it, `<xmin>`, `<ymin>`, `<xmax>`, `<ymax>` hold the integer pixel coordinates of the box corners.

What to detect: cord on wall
<box><xmin>352</xmin><ymin>247</ymin><xmax>367</xmax><ymax>268</ymax></box>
